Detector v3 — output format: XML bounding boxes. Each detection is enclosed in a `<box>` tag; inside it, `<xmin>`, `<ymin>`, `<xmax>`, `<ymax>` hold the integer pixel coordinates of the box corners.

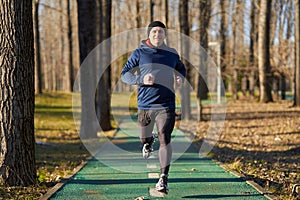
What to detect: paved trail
<box><xmin>48</xmin><ymin>117</ymin><xmax>270</xmax><ymax>200</ymax></box>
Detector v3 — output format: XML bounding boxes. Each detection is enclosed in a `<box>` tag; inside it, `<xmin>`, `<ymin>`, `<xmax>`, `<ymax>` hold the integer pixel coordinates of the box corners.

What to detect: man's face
<box><xmin>149</xmin><ymin>27</ymin><xmax>166</xmax><ymax>47</ymax></box>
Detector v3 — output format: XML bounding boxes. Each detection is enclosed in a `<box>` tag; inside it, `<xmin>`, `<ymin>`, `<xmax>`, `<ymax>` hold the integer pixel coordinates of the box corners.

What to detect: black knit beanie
<box><xmin>147</xmin><ymin>21</ymin><xmax>167</xmax><ymax>36</ymax></box>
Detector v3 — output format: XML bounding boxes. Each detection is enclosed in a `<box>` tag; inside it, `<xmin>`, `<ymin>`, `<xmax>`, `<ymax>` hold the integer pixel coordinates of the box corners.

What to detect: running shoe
<box><xmin>142</xmin><ymin>143</ymin><xmax>153</xmax><ymax>159</ymax></box>
<box><xmin>142</xmin><ymin>133</ymin><xmax>155</xmax><ymax>159</ymax></box>
<box><xmin>156</xmin><ymin>174</ymin><xmax>169</xmax><ymax>194</ymax></box>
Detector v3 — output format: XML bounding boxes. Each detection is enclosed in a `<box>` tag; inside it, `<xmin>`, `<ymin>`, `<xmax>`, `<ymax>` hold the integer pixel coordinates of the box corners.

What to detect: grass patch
<box><xmin>1</xmin><ymin>92</ymin><xmax>91</xmax><ymax>199</ymax></box>
<box><xmin>34</xmin><ymin>92</ymin><xmax>89</xmax><ymax>184</ymax></box>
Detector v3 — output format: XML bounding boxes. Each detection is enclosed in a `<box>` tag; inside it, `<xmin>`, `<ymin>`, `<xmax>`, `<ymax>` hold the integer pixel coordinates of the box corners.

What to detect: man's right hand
<box><xmin>143</xmin><ymin>73</ymin><xmax>155</xmax><ymax>85</ymax></box>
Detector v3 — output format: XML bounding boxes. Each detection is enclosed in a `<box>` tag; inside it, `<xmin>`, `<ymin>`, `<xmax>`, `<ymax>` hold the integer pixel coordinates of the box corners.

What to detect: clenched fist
<box><xmin>176</xmin><ymin>76</ymin><xmax>183</xmax><ymax>88</ymax></box>
<box><xmin>143</xmin><ymin>73</ymin><xmax>155</xmax><ymax>85</ymax></box>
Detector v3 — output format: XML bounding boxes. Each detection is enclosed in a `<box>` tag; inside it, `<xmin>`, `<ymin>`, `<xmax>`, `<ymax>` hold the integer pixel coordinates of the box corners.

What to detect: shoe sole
<box><xmin>156</xmin><ymin>185</ymin><xmax>168</xmax><ymax>194</ymax></box>
<box><xmin>149</xmin><ymin>187</ymin><xmax>167</xmax><ymax>197</ymax></box>
<box><xmin>156</xmin><ymin>188</ymin><xmax>168</xmax><ymax>194</ymax></box>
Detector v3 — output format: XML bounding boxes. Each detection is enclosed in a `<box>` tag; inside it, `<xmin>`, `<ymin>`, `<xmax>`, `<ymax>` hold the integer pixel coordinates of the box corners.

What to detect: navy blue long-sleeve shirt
<box><xmin>121</xmin><ymin>40</ymin><xmax>186</xmax><ymax>110</ymax></box>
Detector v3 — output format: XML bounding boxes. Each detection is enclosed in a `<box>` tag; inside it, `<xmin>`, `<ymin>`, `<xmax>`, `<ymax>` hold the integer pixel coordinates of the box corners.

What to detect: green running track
<box><xmin>47</xmin><ymin>117</ymin><xmax>271</xmax><ymax>200</ymax></box>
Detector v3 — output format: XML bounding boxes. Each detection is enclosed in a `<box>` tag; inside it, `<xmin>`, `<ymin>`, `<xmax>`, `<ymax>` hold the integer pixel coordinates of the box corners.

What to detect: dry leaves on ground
<box><xmin>179</xmin><ymin>100</ymin><xmax>300</xmax><ymax>200</ymax></box>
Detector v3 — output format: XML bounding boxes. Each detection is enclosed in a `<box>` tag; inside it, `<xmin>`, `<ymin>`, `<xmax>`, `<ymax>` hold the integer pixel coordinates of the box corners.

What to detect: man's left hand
<box><xmin>176</xmin><ymin>76</ymin><xmax>183</xmax><ymax>88</ymax></box>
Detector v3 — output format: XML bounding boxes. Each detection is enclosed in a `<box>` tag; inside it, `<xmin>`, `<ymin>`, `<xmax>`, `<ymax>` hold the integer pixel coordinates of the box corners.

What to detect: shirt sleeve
<box><xmin>175</xmin><ymin>58</ymin><xmax>186</xmax><ymax>79</ymax></box>
<box><xmin>121</xmin><ymin>50</ymin><xmax>143</xmax><ymax>85</ymax></box>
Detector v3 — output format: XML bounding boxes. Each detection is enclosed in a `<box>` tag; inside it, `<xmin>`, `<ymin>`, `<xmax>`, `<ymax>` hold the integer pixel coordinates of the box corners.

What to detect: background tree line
<box><xmin>34</xmin><ymin>0</ymin><xmax>298</xmax><ymax>101</ymax></box>
<box><xmin>36</xmin><ymin>0</ymin><xmax>300</xmax><ymax>131</ymax></box>
<box><xmin>0</xmin><ymin>0</ymin><xmax>300</xmax><ymax>187</ymax></box>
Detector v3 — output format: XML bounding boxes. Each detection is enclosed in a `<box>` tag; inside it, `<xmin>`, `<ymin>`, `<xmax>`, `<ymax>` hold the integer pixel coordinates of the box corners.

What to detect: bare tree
<box><xmin>228</xmin><ymin>0</ymin><xmax>247</xmax><ymax>99</ymax></box>
<box><xmin>71</xmin><ymin>1</ymin><xmax>80</xmax><ymax>84</ymax></box>
<box><xmin>59</xmin><ymin>0</ymin><xmax>65</xmax><ymax>90</ymax></box>
<box><xmin>150</xmin><ymin>0</ymin><xmax>153</xmax><ymax>21</ymax></box>
<box><xmin>66</xmin><ymin>0</ymin><xmax>74</xmax><ymax>92</ymax></box>
<box><xmin>197</xmin><ymin>0</ymin><xmax>211</xmax><ymax>121</ymax></box>
<box><xmin>179</xmin><ymin>0</ymin><xmax>191</xmax><ymax>120</ymax></box>
<box><xmin>77</xmin><ymin>0</ymin><xmax>98</xmax><ymax>138</ymax></box>
<box><xmin>152</xmin><ymin>0</ymin><xmax>168</xmax><ymax>24</ymax></box>
<box><xmin>230</xmin><ymin>0</ymin><xmax>239</xmax><ymax>100</ymax></box>
<box><xmin>39</xmin><ymin>0</ymin><xmax>63</xmax><ymax>91</ymax></box>
<box><xmin>249</xmin><ymin>0</ymin><xmax>258</xmax><ymax>98</ymax></box>
<box><xmin>219</xmin><ymin>0</ymin><xmax>228</xmax><ymax>76</ymax></box>
<box><xmin>294</xmin><ymin>0</ymin><xmax>300</xmax><ymax>106</ymax></box>
<box><xmin>270</xmin><ymin>0</ymin><xmax>294</xmax><ymax>100</ymax></box>
<box><xmin>96</xmin><ymin>0</ymin><xmax>112</xmax><ymax>131</ymax></box>
<box><xmin>237</xmin><ymin>1</ymin><xmax>246</xmax><ymax>96</ymax></box>
<box><xmin>34</xmin><ymin>0</ymin><xmax>79</xmax><ymax>92</ymax></box>
<box><xmin>258</xmin><ymin>0</ymin><xmax>273</xmax><ymax>102</ymax></box>
<box><xmin>0</xmin><ymin>0</ymin><xmax>36</xmax><ymax>186</ymax></box>
<box><xmin>33</xmin><ymin>0</ymin><xmax>42</xmax><ymax>94</ymax></box>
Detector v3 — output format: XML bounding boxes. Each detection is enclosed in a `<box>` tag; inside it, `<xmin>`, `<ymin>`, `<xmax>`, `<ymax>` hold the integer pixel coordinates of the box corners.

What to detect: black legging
<box><xmin>138</xmin><ymin>109</ymin><xmax>175</xmax><ymax>175</ymax></box>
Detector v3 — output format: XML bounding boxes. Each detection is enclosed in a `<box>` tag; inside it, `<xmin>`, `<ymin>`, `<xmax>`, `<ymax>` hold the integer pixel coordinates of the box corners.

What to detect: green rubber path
<box><xmin>50</xmin><ymin>118</ymin><xmax>268</xmax><ymax>200</ymax></box>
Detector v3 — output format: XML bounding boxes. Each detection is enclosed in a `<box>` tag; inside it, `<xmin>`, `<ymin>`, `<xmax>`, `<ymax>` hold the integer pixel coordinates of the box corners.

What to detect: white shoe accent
<box><xmin>155</xmin><ymin>174</ymin><xmax>169</xmax><ymax>194</ymax></box>
<box><xmin>142</xmin><ymin>143</ymin><xmax>153</xmax><ymax>159</ymax></box>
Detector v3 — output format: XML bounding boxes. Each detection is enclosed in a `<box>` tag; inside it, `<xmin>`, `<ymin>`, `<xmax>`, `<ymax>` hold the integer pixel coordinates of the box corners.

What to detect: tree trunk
<box><xmin>66</xmin><ymin>0</ymin><xmax>74</xmax><ymax>92</ymax></box>
<box><xmin>152</xmin><ymin>0</ymin><xmax>168</xmax><ymax>24</ymax></box>
<box><xmin>165</xmin><ymin>0</ymin><xmax>168</xmax><ymax>27</ymax></box>
<box><xmin>33</xmin><ymin>0</ymin><xmax>42</xmax><ymax>94</ymax></box>
<box><xmin>282</xmin><ymin>1</ymin><xmax>293</xmax><ymax>100</ymax></box>
<box><xmin>77</xmin><ymin>0</ymin><xmax>98</xmax><ymax>138</ymax></box>
<box><xmin>281</xmin><ymin>73</ymin><xmax>286</xmax><ymax>100</ymax></box>
<box><xmin>219</xmin><ymin>0</ymin><xmax>231</xmax><ymax>99</ymax></box>
<box><xmin>197</xmin><ymin>0</ymin><xmax>211</xmax><ymax>121</ymax></box>
<box><xmin>258</xmin><ymin>0</ymin><xmax>273</xmax><ymax>103</ymax></box>
<box><xmin>231</xmin><ymin>1</ymin><xmax>238</xmax><ymax>100</ymax></box>
<box><xmin>249</xmin><ymin>0</ymin><xmax>257</xmax><ymax>98</ymax></box>
<box><xmin>71</xmin><ymin>1</ymin><xmax>80</xmax><ymax>85</ymax></box>
<box><xmin>59</xmin><ymin>0</ymin><xmax>65</xmax><ymax>91</ymax></box>
<box><xmin>0</xmin><ymin>0</ymin><xmax>36</xmax><ymax>186</ymax></box>
<box><xmin>294</xmin><ymin>0</ymin><xmax>300</xmax><ymax>106</ymax></box>
<box><xmin>96</xmin><ymin>0</ymin><xmax>112</xmax><ymax>131</ymax></box>
<box><xmin>219</xmin><ymin>0</ymin><xmax>227</xmax><ymax>73</ymax></box>
<box><xmin>273</xmin><ymin>75</ymin><xmax>279</xmax><ymax>100</ymax></box>
<box><xmin>179</xmin><ymin>0</ymin><xmax>191</xmax><ymax>121</ymax></box>
<box><xmin>150</xmin><ymin>0</ymin><xmax>153</xmax><ymax>22</ymax></box>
